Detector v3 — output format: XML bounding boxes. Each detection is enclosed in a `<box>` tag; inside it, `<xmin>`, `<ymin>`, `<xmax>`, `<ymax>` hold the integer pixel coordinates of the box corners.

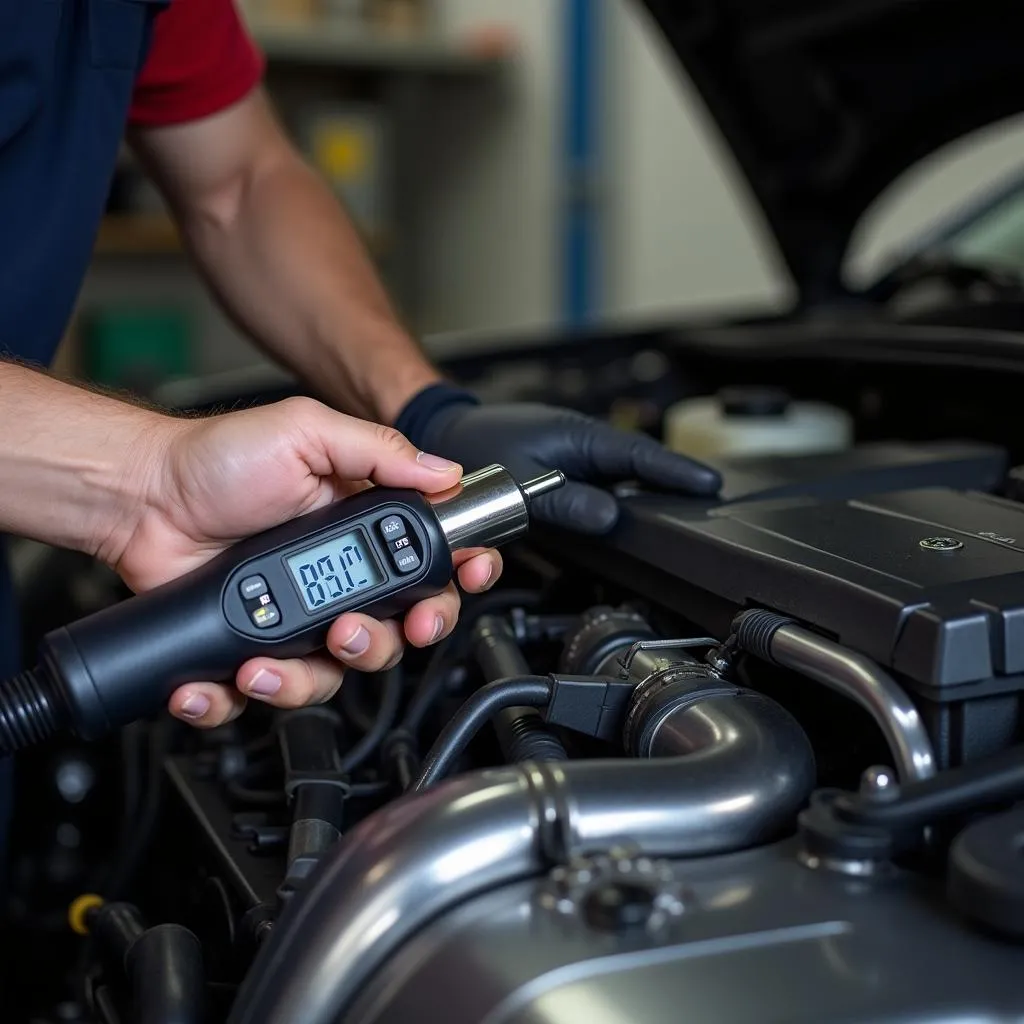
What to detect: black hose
<box><xmin>410</xmin><ymin>676</ymin><xmax>553</xmax><ymax>791</ymax></box>
<box><xmin>87</xmin><ymin>903</ymin><xmax>205</xmax><ymax>1024</ymax></box>
<box><xmin>401</xmin><ymin>590</ymin><xmax>542</xmax><ymax>736</ymax></box>
<box><xmin>337</xmin><ymin>666</ymin><xmax>403</xmax><ymax>776</ymax></box>
<box><xmin>338</xmin><ymin>672</ymin><xmax>377</xmax><ymax>734</ymax></box>
<box><xmin>127</xmin><ymin>924</ymin><xmax>205</xmax><ymax>1024</ymax></box>
<box><xmin>472</xmin><ymin>616</ymin><xmax>567</xmax><ymax>763</ymax></box>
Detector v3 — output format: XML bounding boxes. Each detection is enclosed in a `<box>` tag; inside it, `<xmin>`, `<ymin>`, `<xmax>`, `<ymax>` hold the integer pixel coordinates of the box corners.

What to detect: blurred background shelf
<box><xmin>94</xmin><ymin>213</ymin><xmax>391</xmax><ymax>258</ymax></box>
<box><xmin>94</xmin><ymin>214</ymin><xmax>182</xmax><ymax>256</ymax></box>
<box><xmin>250</xmin><ymin>21</ymin><xmax>511</xmax><ymax>73</ymax></box>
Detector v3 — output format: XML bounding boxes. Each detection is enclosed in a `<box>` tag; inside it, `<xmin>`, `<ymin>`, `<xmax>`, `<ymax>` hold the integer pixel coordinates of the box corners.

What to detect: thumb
<box><xmin>302</xmin><ymin>404</ymin><xmax>463</xmax><ymax>493</ymax></box>
<box><xmin>534</xmin><ymin>480</ymin><xmax>620</xmax><ymax>535</ymax></box>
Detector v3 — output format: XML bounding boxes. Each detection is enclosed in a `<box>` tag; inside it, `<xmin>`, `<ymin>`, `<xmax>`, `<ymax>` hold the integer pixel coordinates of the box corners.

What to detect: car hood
<box><xmin>638</xmin><ymin>0</ymin><xmax>1024</xmax><ymax>305</ymax></box>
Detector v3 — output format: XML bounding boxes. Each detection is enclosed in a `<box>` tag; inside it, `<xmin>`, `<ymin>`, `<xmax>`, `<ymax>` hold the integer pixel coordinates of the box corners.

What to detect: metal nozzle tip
<box><xmin>522</xmin><ymin>470</ymin><xmax>566</xmax><ymax>502</ymax></box>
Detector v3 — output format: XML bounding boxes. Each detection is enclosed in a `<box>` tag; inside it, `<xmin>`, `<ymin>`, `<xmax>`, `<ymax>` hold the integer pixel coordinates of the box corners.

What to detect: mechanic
<box><xmin>0</xmin><ymin>0</ymin><xmax>719</xmax><ymax>849</ymax></box>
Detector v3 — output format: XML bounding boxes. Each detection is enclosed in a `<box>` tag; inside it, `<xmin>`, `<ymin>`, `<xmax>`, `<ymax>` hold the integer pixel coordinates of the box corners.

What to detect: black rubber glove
<box><xmin>396</xmin><ymin>384</ymin><xmax>721</xmax><ymax>535</ymax></box>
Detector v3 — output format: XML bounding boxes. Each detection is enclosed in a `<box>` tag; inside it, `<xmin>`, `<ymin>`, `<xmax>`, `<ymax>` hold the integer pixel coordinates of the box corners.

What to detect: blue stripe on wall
<box><xmin>563</xmin><ymin>0</ymin><xmax>602</xmax><ymax>325</ymax></box>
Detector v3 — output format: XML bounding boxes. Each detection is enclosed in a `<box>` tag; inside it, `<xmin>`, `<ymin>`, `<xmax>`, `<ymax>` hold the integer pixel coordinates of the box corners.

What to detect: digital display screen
<box><xmin>285</xmin><ymin>529</ymin><xmax>384</xmax><ymax>612</ymax></box>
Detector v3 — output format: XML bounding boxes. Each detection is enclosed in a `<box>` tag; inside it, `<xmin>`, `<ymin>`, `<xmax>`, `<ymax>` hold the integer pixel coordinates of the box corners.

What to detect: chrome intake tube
<box><xmin>228</xmin><ymin>610</ymin><xmax>815</xmax><ymax>1024</ymax></box>
<box><xmin>733</xmin><ymin>609</ymin><xmax>936</xmax><ymax>782</ymax></box>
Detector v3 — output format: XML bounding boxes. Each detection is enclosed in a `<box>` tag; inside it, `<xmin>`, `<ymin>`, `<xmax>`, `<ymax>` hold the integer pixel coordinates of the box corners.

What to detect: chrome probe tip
<box><xmin>521</xmin><ymin>470</ymin><xmax>566</xmax><ymax>502</ymax></box>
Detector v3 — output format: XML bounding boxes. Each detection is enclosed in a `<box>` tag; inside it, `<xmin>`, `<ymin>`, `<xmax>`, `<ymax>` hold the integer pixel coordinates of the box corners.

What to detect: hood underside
<box><xmin>639</xmin><ymin>0</ymin><xmax>1024</xmax><ymax>303</ymax></box>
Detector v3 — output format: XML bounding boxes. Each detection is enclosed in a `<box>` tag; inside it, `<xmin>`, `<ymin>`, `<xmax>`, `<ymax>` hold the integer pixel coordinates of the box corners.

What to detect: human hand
<box><xmin>410</xmin><ymin>395</ymin><xmax>722</xmax><ymax>534</ymax></box>
<box><xmin>116</xmin><ymin>398</ymin><xmax>501</xmax><ymax>727</ymax></box>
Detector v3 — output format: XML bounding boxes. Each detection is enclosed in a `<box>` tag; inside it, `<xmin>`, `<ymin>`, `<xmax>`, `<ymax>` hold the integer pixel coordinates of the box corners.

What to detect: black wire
<box><xmin>410</xmin><ymin>676</ymin><xmax>552</xmax><ymax>791</ymax></box>
<box><xmin>401</xmin><ymin>640</ymin><xmax>456</xmax><ymax>736</ymax></box>
<box><xmin>337</xmin><ymin>665</ymin><xmax>403</xmax><ymax>775</ymax></box>
<box><xmin>104</xmin><ymin>716</ymin><xmax>176</xmax><ymax>900</ymax></box>
<box><xmin>338</xmin><ymin>671</ymin><xmax>377</xmax><ymax>734</ymax></box>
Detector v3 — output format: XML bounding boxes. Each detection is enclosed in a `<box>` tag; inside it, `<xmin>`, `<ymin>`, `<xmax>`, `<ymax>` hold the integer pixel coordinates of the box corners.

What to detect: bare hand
<box><xmin>118</xmin><ymin>398</ymin><xmax>501</xmax><ymax>727</ymax></box>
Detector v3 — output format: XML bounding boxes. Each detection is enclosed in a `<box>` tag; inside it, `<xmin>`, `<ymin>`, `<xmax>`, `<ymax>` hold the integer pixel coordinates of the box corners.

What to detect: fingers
<box><xmin>588</xmin><ymin>421</ymin><xmax>721</xmax><ymax>495</ymax></box>
<box><xmin>403</xmin><ymin>582</ymin><xmax>461</xmax><ymax>648</ymax></box>
<box><xmin>237</xmin><ymin>652</ymin><xmax>346</xmax><ymax>708</ymax></box>
<box><xmin>326</xmin><ymin>613</ymin><xmax>406</xmax><ymax>672</ymax></box>
<box><xmin>167</xmin><ymin>651</ymin><xmax>349</xmax><ymax>727</ymax></box>
<box><xmin>534</xmin><ymin>480</ymin><xmax>621</xmax><ymax>534</ymax></box>
<box><xmin>289</xmin><ymin>398</ymin><xmax>464</xmax><ymax>494</ymax></box>
<box><xmin>453</xmin><ymin>548</ymin><xmax>502</xmax><ymax>593</ymax></box>
<box><xmin>168</xmin><ymin>682</ymin><xmax>247</xmax><ymax>728</ymax></box>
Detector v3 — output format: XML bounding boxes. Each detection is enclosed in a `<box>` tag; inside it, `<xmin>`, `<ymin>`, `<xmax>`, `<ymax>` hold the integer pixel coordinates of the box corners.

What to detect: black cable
<box><xmin>338</xmin><ymin>671</ymin><xmax>377</xmax><ymax>734</ymax></box>
<box><xmin>337</xmin><ymin>665</ymin><xmax>403</xmax><ymax>775</ymax></box>
<box><xmin>410</xmin><ymin>676</ymin><xmax>552</xmax><ymax>791</ymax></box>
<box><xmin>104</xmin><ymin>717</ymin><xmax>176</xmax><ymax>900</ymax></box>
<box><xmin>401</xmin><ymin>642</ymin><xmax>457</xmax><ymax>736</ymax></box>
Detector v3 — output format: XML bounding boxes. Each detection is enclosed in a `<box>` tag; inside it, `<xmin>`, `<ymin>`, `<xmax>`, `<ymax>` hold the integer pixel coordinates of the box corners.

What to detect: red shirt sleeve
<box><xmin>128</xmin><ymin>0</ymin><xmax>266</xmax><ymax>127</ymax></box>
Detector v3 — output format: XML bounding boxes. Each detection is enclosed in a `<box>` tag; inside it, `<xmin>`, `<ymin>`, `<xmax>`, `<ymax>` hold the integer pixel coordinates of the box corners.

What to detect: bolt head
<box><xmin>859</xmin><ymin>765</ymin><xmax>899</xmax><ymax>800</ymax></box>
<box><xmin>919</xmin><ymin>536</ymin><xmax>963</xmax><ymax>552</ymax></box>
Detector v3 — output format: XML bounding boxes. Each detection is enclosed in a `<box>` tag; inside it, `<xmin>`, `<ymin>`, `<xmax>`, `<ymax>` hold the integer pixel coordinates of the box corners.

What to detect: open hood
<box><xmin>639</xmin><ymin>0</ymin><xmax>1024</xmax><ymax>305</ymax></box>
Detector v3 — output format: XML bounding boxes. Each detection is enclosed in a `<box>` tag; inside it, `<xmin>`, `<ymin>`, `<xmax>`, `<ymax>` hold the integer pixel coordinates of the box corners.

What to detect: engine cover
<box><xmin>550</xmin><ymin>441</ymin><xmax>1024</xmax><ymax>764</ymax></box>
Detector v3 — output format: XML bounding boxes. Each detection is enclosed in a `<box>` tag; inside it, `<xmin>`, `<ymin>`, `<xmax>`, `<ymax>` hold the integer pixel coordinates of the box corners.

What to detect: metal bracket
<box><xmin>620</xmin><ymin>638</ymin><xmax>720</xmax><ymax>676</ymax></box>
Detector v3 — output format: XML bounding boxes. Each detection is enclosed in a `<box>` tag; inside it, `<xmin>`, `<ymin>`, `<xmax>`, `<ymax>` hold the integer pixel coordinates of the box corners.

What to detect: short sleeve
<box><xmin>128</xmin><ymin>0</ymin><xmax>266</xmax><ymax>127</ymax></box>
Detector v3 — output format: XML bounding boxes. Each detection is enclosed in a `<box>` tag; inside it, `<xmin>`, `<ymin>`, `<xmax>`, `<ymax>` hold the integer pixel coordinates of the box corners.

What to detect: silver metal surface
<box><xmin>537</xmin><ymin>849</ymin><xmax>688</xmax><ymax>931</ymax></box>
<box><xmin>919</xmin><ymin>536</ymin><xmax>964</xmax><ymax>551</ymax></box>
<box><xmin>769</xmin><ymin>624</ymin><xmax>936</xmax><ymax>782</ymax></box>
<box><xmin>431</xmin><ymin>464</ymin><xmax>564</xmax><ymax>551</ymax></box>
<box><xmin>859</xmin><ymin>765</ymin><xmax>899</xmax><ymax>800</ymax></box>
<box><xmin>620</xmin><ymin>637</ymin><xmax>720</xmax><ymax>678</ymax></box>
<box><xmin>797</xmin><ymin>848</ymin><xmax>895</xmax><ymax>879</ymax></box>
<box><xmin>346</xmin><ymin>839</ymin><xmax>1024</xmax><ymax>1024</ymax></box>
<box><xmin>522</xmin><ymin>470</ymin><xmax>566</xmax><ymax>501</ymax></box>
<box><xmin>228</xmin><ymin>694</ymin><xmax>815</xmax><ymax>1024</ymax></box>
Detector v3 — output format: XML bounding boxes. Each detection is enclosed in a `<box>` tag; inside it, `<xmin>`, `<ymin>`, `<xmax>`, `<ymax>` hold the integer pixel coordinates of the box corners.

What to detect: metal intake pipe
<box><xmin>227</xmin><ymin>609</ymin><xmax>815</xmax><ymax>1024</ymax></box>
<box><xmin>732</xmin><ymin>609</ymin><xmax>936</xmax><ymax>782</ymax></box>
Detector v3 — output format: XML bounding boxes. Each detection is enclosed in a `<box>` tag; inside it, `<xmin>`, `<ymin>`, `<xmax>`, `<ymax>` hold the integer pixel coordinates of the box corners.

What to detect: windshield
<box><xmin>934</xmin><ymin>184</ymin><xmax>1024</xmax><ymax>273</ymax></box>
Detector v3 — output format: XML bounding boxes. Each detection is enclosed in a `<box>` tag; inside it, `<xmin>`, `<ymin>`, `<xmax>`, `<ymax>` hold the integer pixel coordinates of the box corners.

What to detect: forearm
<box><xmin>176</xmin><ymin>141</ymin><xmax>439</xmax><ymax>423</ymax></box>
<box><xmin>0</xmin><ymin>362</ymin><xmax>171</xmax><ymax>562</ymax></box>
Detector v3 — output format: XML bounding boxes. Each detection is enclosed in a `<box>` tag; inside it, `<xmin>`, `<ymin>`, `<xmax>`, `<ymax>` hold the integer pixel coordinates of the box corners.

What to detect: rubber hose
<box><xmin>472</xmin><ymin>616</ymin><xmax>567</xmax><ymax>763</ymax></box>
<box><xmin>126</xmin><ymin>924</ymin><xmax>205</xmax><ymax>1024</ymax></box>
<box><xmin>410</xmin><ymin>676</ymin><xmax>553</xmax><ymax>791</ymax></box>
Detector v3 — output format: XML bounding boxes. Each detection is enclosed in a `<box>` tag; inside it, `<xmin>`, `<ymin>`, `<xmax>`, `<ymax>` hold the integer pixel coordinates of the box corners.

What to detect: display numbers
<box><xmin>284</xmin><ymin>528</ymin><xmax>385</xmax><ymax>614</ymax></box>
<box><xmin>296</xmin><ymin>545</ymin><xmax>368</xmax><ymax>609</ymax></box>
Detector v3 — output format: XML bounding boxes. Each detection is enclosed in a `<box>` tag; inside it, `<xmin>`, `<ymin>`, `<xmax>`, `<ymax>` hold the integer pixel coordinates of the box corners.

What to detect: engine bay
<box><xmin>8</xmin><ymin>353</ymin><xmax>1024</xmax><ymax>1022</ymax></box>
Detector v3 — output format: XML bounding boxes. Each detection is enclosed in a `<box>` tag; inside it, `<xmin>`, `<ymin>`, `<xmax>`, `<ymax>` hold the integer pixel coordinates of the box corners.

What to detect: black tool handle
<box><xmin>39</xmin><ymin>487</ymin><xmax>452</xmax><ymax>739</ymax></box>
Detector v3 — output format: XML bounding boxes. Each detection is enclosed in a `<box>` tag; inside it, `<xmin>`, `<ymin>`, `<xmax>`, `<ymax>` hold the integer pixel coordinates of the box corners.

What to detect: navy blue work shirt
<box><xmin>0</xmin><ymin>0</ymin><xmax>168</xmax><ymax>865</ymax></box>
<box><xmin>0</xmin><ymin>0</ymin><xmax>265</xmax><ymax>872</ymax></box>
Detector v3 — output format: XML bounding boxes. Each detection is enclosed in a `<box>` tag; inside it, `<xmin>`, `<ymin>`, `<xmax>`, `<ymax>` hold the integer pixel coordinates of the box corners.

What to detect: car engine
<box><xmin>8</xmin><ymin>379</ymin><xmax>1024</xmax><ymax>1022</ymax></box>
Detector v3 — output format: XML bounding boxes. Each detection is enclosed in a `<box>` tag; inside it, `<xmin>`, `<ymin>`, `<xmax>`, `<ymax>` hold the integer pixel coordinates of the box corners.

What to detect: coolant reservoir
<box><xmin>665</xmin><ymin>387</ymin><xmax>853</xmax><ymax>459</ymax></box>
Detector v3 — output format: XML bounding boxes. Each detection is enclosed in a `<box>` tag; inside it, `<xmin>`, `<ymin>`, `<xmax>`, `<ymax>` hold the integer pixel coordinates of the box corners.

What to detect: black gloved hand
<box><xmin>396</xmin><ymin>384</ymin><xmax>721</xmax><ymax>535</ymax></box>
